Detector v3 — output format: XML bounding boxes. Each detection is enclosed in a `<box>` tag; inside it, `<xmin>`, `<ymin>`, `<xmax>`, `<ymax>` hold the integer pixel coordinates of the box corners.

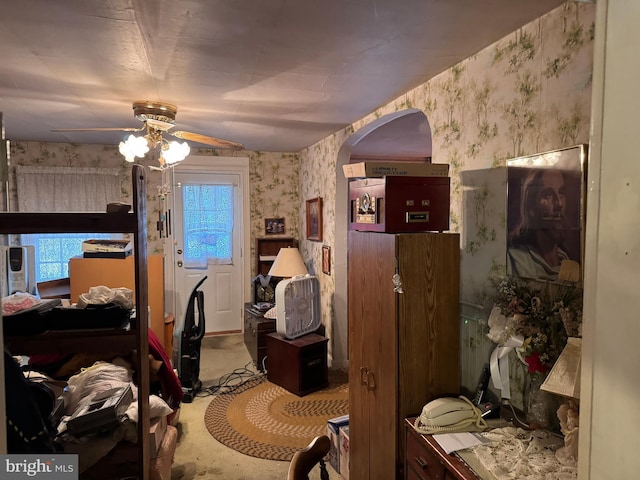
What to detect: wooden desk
<box><xmin>404</xmin><ymin>418</ymin><xmax>568</xmax><ymax>480</ymax></box>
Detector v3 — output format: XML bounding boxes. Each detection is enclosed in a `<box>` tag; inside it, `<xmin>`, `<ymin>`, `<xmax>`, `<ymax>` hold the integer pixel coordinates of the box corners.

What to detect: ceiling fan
<box><xmin>51</xmin><ymin>100</ymin><xmax>244</xmax><ymax>168</ymax></box>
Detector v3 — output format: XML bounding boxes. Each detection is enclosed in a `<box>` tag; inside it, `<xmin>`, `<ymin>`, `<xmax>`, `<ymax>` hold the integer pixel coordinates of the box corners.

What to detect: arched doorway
<box><xmin>332</xmin><ymin>109</ymin><xmax>432</xmax><ymax>369</ymax></box>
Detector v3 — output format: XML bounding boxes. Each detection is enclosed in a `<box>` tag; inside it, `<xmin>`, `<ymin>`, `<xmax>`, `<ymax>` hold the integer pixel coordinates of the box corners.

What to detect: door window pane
<box><xmin>182</xmin><ymin>184</ymin><xmax>234</xmax><ymax>265</ymax></box>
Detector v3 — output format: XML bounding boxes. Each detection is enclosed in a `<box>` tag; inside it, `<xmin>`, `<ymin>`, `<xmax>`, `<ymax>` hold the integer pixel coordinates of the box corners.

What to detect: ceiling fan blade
<box><xmin>51</xmin><ymin>127</ymin><xmax>143</xmax><ymax>133</ymax></box>
<box><xmin>170</xmin><ymin>130</ymin><xmax>244</xmax><ymax>150</ymax></box>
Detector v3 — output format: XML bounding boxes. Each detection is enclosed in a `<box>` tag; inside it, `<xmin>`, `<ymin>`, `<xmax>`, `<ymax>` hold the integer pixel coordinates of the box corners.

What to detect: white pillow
<box><xmin>126</xmin><ymin>394</ymin><xmax>173</xmax><ymax>423</ymax></box>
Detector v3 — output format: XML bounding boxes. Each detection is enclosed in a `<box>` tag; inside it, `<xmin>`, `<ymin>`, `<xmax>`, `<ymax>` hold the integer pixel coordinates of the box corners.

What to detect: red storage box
<box><xmin>348</xmin><ymin>176</ymin><xmax>450</xmax><ymax>233</ymax></box>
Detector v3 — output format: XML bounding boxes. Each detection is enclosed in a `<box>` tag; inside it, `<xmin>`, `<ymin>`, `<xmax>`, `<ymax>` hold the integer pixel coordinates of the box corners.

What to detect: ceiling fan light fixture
<box><xmin>56</xmin><ymin>100</ymin><xmax>241</xmax><ymax>168</ymax></box>
<box><xmin>161</xmin><ymin>140</ymin><xmax>190</xmax><ymax>165</ymax></box>
<box><xmin>119</xmin><ymin>134</ymin><xmax>150</xmax><ymax>162</ymax></box>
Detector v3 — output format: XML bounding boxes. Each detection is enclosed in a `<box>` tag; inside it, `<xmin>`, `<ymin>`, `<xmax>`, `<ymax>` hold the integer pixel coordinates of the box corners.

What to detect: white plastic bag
<box><xmin>76</xmin><ymin>286</ymin><xmax>133</xmax><ymax>309</ymax></box>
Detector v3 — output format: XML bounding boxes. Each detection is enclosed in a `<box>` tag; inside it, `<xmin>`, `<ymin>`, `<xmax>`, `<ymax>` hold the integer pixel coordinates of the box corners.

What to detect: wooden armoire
<box><xmin>348</xmin><ymin>231</ymin><xmax>461</xmax><ymax>479</ymax></box>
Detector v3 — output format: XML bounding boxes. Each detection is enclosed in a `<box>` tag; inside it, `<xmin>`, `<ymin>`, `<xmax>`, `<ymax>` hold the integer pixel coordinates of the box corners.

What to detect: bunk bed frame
<box><xmin>0</xmin><ymin>164</ymin><xmax>151</xmax><ymax>479</ymax></box>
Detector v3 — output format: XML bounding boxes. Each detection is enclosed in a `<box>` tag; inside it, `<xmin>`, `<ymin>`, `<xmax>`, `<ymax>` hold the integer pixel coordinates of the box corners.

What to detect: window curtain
<box><xmin>15</xmin><ymin>166</ymin><xmax>121</xmax><ymax>212</ymax></box>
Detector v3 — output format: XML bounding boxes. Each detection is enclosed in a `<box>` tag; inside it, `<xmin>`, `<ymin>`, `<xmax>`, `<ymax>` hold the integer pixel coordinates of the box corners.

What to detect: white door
<box><xmin>172</xmin><ymin>169</ymin><xmax>243</xmax><ymax>334</ymax></box>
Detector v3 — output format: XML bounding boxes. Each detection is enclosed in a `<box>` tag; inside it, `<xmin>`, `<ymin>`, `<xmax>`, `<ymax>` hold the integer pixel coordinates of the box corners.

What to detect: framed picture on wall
<box><xmin>306</xmin><ymin>197</ymin><xmax>323</xmax><ymax>241</ymax></box>
<box><xmin>322</xmin><ymin>245</ymin><xmax>331</xmax><ymax>275</ymax></box>
<box><xmin>265</xmin><ymin>217</ymin><xmax>285</xmax><ymax>235</ymax></box>
<box><xmin>506</xmin><ymin>144</ymin><xmax>587</xmax><ymax>283</ymax></box>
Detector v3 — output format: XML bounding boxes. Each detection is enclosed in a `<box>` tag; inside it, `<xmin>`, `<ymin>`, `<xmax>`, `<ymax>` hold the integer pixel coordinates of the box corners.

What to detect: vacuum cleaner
<box><xmin>174</xmin><ymin>276</ymin><xmax>207</xmax><ymax>403</ymax></box>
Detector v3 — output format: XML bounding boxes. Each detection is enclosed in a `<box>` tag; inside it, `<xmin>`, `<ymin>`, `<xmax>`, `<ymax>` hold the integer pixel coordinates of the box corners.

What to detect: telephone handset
<box><xmin>413</xmin><ymin>395</ymin><xmax>488</xmax><ymax>434</ymax></box>
<box><xmin>473</xmin><ymin>363</ymin><xmax>491</xmax><ymax>406</ymax></box>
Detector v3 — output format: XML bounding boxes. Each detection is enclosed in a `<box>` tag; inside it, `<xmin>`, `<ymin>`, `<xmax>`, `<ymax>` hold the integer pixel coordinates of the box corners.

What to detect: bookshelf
<box><xmin>255</xmin><ymin>237</ymin><xmax>296</xmax><ymax>276</ymax></box>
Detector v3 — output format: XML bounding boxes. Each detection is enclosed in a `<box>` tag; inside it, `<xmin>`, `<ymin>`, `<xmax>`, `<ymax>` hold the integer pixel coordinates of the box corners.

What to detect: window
<box><xmin>21</xmin><ymin>233</ymin><xmax>119</xmax><ymax>282</ymax></box>
<box><xmin>182</xmin><ymin>184</ymin><xmax>234</xmax><ymax>265</ymax></box>
<box><xmin>15</xmin><ymin>167</ymin><xmax>121</xmax><ymax>283</ymax></box>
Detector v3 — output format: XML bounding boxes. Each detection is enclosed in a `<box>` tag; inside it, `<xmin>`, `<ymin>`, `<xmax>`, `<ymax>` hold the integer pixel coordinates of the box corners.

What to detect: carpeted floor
<box><xmin>204</xmin><ymin>373</ymin><xmax>348</xmax><ymax>461</ymax></box>
<box><xmin>171</xmin><ymin>334</ymin><xmax>344</xmax><ymax>480</ymax></box>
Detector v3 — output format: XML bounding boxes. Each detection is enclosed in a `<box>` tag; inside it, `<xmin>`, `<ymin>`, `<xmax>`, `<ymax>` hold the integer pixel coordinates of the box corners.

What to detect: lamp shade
<box><xmin>268</xmin><ymin>247</ymin><xmax>308</xmax><ymax>278</ymax></box>
<box><xmin>541</xmin><ymin>337</ymin><xmax>581</xmax><ymax>399</ymax></box>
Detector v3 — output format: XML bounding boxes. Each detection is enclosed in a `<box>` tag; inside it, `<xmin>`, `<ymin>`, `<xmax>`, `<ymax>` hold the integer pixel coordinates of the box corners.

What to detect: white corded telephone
<box><xmin>413</xmin><ymin>395</ymin><xmax>488</xmax><ymax>434</ymax></box>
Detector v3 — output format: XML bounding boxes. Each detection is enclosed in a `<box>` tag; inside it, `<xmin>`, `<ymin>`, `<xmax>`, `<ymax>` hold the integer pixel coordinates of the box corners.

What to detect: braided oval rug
<box><xmin>204</xmin><ymin>372</ymin><xmax>348</xmax><ymax>461</ymax></box>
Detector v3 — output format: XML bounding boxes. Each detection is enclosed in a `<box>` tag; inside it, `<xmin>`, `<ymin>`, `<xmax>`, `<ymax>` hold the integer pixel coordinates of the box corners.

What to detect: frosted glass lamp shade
<box><xmin>541</xmin><ymin>337</ymin><xmax>582</xmax><ymax>399</ymax></box>
<box><xmin>268</xmin><ymin>247</ymin><xmax>308</xmax><ymax>278</ymax></box>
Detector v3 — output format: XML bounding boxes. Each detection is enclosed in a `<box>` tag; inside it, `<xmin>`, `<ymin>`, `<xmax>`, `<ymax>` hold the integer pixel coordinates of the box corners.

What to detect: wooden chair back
<box><xmin>287</xmin><ymin>435</ymin><xmax>331</xmax><ymax>480</ymax></box>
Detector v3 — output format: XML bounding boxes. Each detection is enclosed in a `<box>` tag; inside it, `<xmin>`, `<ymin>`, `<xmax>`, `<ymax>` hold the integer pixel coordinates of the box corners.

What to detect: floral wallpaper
<box><xmin>246</xmin><ymin>151</ymin><xmax>300</xmax><ymax>276</ymax></box>
<box><xmin>298</xmin><ymin>2</ymin><xmax>595</xmax><ymax>392</ymax></box>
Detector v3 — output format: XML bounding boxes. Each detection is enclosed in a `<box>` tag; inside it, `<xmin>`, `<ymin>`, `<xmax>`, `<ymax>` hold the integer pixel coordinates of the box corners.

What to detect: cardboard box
<box><xmin>342</xmin><ymin>161</ymin><xmax>449</xmax><ymax>178</ymax></box>
<box><xmin>326</xmin><ymin>414</ymin><xmax>349</xmax><ymax>473</ymax></box>
<box><xmin>36</xmin><ymin>277</ymin><xmax>70</xmax><ymax>299</ymax></box>
<box><xmin>151</xmin><ymin>424</ymin><xmax>177</xmax><ymax>480</ymax></box>
<box><xmin>339</xmin><ymin>425</ymin><xmax>350</xmax><ymax>480</ymax></box>
<box><xmin>149</xmin><ymin>415</ymin><xmax>168</xmax><ymax>459</ymax></box>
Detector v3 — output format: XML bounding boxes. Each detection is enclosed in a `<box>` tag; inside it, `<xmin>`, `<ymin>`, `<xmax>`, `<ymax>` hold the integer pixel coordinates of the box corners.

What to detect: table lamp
<box><xmin>541</xmin><ymin>337</ymin><xmax>581</xmax><ymax>465</ymax></box>
<box><xmin>268</xmin><ymin>247</ymin><xmax>309</xmax><ymax>278</ymax></box>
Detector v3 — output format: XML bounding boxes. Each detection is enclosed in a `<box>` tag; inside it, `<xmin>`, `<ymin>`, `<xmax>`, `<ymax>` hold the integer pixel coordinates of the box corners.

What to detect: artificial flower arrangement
<box><xmin>488</xmin><ymin>276</ymin><xmax>583</xmax><ymax>374</ymax></box>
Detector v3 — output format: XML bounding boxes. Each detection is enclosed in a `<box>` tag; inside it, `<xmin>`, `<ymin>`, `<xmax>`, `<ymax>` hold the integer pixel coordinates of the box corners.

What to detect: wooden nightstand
<box><xmin>266</xmin><ymin>332</ymin><xmax>328</xmax><ymax>396</ymax></box>
<box><xmin>243</xmin><ymin>303</ymin><xmax>275</xmax><ymax>371</ymax></box>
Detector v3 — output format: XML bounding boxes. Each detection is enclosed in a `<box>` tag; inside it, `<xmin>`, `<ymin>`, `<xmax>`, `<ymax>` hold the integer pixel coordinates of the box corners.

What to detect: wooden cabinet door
<box><xmin>348</xmin><ymin>231</ymin><xmax>398</xmax><ymax>479</ymax></box>
<box><xmin>395</xmin><ymin>233</ymin><xmax>461</xmax><ymax>422</ymax></box>
<box><xmin>365</xmin><ymin>233</ymin><xmax>398</xmax><ymax>479</ymax></box>
<box><xmin>348</xmin><ymin>230</ymin><xmax>373</xmax><ymax>479</ymax></box>
<box><xmin>395</xmin><ymin>234</ymin><xmax>460</xmax><ymax>475</ymax></box>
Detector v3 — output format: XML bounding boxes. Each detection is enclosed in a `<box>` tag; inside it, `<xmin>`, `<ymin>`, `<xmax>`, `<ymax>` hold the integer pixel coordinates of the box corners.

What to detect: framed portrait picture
<box><xmin>264</xmin><ymin>217</ymin><xmax>285</xmax><ymax>235</ymax></box>
<box><xmin>506</xmin><ymin>144</ymin><xmax>587</xmax><ymax>282</ymax></box>
<box><xmin>322</xmin><ymin>245</ymin><xmax>331</xmax><ymax>275</ymax></box>
<box><xmin>306</xmin><ymin>197</ymin><xmax>323</xmax><ymax>241</ymax></box>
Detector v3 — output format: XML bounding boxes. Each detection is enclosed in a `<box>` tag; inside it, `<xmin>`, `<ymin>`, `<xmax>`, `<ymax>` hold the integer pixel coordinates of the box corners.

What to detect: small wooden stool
<box><xmin>266</xmin><ymin>333</ymin><xmax>328</xmax><ymax>396</ymax></box>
